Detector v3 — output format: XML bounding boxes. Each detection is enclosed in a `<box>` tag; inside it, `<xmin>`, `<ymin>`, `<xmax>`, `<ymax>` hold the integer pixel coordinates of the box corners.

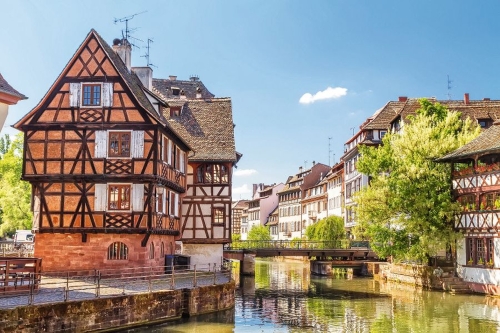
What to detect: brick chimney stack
<box><xmin>398</xmin><ymin>96</ymin><xmax>408</xmax><ymax>102</ymax></box>
<box><xmin>464</xmin><ymin>93</ymin><xmax>470</xmax><ymax>104</ymax></box>
<box><xmin>112</xmin><ymin>38</ymin><xmax>131</xmax><ymax>71</ymax></box>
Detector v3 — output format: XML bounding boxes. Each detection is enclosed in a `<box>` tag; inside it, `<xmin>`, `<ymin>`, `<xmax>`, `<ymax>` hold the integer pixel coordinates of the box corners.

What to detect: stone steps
<box><xmin>441</xmin><ymin>277</ymin><xmax>473</xmax><ymax>294</ymax></box>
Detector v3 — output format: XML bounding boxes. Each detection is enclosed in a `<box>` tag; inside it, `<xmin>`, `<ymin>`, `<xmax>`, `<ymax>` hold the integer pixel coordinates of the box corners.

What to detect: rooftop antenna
<box><xmin>328</xmin><ymin>137</ymin><xmax>332</xmax><ymax>166</ymax></box>
<box><xmin>114</xmin><ymin>11</ymin><xmax>147</xmax><ymax>48</ymax></box>
<box><xmin>447</xmin><ymin>75</ymin><xmax>453</xmax><ymax>100</ymax></box>
<box><xmin>141</xmin><ymin>38</ymin><xmax>157</xmax><ymax>67</ymax></box>
<box><xmin>350</xmin><ymin>127</ymin><xmax>355</xmax><ymax>136</ymax></box>
<box><xmin>304</xmin><ymin>160</ymin><xmax>308</xmax><ymax>170</ymax></box>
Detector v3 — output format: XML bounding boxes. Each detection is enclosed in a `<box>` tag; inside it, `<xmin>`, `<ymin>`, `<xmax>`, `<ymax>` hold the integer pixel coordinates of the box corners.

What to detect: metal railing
<box><xmin>0</xmin><ymin>242</ymin><xmax>34</xmax><ymax>257</ymax></box>
<box><xmin>0</xmin><ymin>262</ymin><xmax>234</xmax><ymax>309</ymax></box>
<box><xmin>225</xmin><ymin>240</ymin><xmax>370</xmax><ymax>250</ymax></box>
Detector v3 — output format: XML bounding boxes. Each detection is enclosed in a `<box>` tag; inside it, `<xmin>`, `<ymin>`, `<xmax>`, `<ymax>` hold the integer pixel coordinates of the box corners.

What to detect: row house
<box><xmin>326</xmin><ymin>162</ymin><xmax>344</xmax><ymax>218</ymax></box>
<box><xmin>0</xmin><ymin>73</ymin><xmax>27</xmax><ymax>130</ymax></box>
<box><xmin>14</xmin><ymin>29</ymin><xmax>238</xmax><ymax>271</ymax></box>
<box><xmin>302</xmin><ymin>174</ymin><xmax>328</xmax><ymax>229</ymax></box>
<box><xmin>266</xmin><ymin>206</ymin><xmax>279</xmax><ymax>240</ymax></box>
<box><xmin>277</xmin><ymin>162</ymin><xmax>330</xmax><ymax>240</ymax></box>
<box><xmin>437</xmin><ymin>121</ymin><xmax>500</xmax><ymax>295</ymax></box>
<box><xmin>231</xmin><ymin>200</ymin><xmax>249</xmax><ymax>235</ymax></box>
<box><xmin>341</xmin><ymin>94</ymin><xmax>500</xmax><ymax>230</ymax></box>
<box><xmin>240</xmin><ymin>183</ymin><xmax>284</xmax><ymax>240</ymax></box>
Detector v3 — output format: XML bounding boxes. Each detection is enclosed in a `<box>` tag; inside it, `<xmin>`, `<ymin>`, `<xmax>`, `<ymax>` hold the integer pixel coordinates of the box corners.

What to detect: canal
<box><xmin>126</xmin><ymin>258</ymin><xmax>500</xmax><ymax>332</ymax></box>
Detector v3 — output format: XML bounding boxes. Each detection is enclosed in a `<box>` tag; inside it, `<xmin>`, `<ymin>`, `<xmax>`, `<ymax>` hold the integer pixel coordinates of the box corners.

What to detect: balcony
<box><xmin>308</xmin><ymin>210</ymin><xmax>317</xmax><ymax>220</ymax></box>
<box><xmin>456</xmin><ymin>211</ymin><xmax>500</xmax><ymax>230</ymax></box>
<box><xmin>159</xmin><ymin>162</ymin><xmax>186</xmax><ymax>191</ymax></box>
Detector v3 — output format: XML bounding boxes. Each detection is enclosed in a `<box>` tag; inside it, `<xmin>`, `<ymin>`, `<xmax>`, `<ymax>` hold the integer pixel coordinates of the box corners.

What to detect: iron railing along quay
<box><xmin>225</xmin><ymin>240</ymin><xmax>370</xmax><ymax>251</ymax></box>
<box><xmin>0</xmin><ymin>261</ymin><xmax>234</xmax><ymax>309</ymax></box>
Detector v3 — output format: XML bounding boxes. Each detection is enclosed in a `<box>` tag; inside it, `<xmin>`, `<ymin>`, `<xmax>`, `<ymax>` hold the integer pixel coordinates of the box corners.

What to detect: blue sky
<box><xmin>2</xmin><ymin>1</ymin><xmax>500</xmax><ymax>200</ymax></box>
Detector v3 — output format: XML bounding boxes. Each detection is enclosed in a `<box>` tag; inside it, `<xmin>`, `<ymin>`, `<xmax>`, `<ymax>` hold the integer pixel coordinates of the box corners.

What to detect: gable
<box><xmin>14</xmin><ymin>30</ymin><xmax>161</xmax><ymax>129</ymax></box>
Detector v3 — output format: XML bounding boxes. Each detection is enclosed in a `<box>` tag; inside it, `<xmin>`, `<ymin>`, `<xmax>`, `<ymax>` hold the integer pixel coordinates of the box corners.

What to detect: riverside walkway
<box><xmin>0</xmin><ymin>264</ymin><xmax>232</xmax><ymax>310</ymax></box>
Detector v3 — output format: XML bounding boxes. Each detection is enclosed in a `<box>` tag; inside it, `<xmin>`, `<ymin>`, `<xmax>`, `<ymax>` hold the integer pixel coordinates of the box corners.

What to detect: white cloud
<box><xmin>299</xmin><ymin>86</ymin><xmax>348</xmax><ymax>104</ymax></box>
<box><xmin>233</xmin><ymin>184</ymin><xmax>251</xmax><ymax>195</ymax></box>
<box><xmin>234</xmin><ymin>169</ymin><xmax>257</xmax><ymax>177</ymax></box>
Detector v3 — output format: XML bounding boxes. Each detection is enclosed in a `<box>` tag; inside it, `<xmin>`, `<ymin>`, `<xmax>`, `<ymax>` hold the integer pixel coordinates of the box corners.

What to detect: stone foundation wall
<box><xmin>0</xmin><ymin>281</ymin><xmax>235</xmax><ymax>333</ymax></box>
<box><xmin>377</xmin><ymin>263</ymin><xmax>453</xmax><ymax>289</ymax></box>
<box><xmin>35</xmin><ymin>233</ymin><xmax>176</xmax><ymax>272</ymax></box>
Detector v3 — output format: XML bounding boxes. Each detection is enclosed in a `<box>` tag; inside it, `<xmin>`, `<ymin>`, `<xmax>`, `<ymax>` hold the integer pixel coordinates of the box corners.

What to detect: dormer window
<box><xmin>478</xmin><ymin>119</ymin><xmax>492</xmax><ymax>129</ymax></box>
<box><xmin>170</xmin><ymin>106</ymin><xmax>181</xmax><ymax>117</ymax></box>
<box><xmin>172</xmin><ymin>87</ymin><xmax>180</xmax><ymax>96</ymax></box>
<box><xmin>83</xmin><ymin>84</ymin><xmax>101</xmax><ymax>106</ymax></box>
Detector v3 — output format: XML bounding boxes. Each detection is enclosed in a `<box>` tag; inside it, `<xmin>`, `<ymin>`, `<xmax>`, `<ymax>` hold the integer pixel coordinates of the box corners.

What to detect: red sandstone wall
<box><xmin>35</xmin><ymin>233</ymin><xmax>176</xmax><ymax>272</ymax></box>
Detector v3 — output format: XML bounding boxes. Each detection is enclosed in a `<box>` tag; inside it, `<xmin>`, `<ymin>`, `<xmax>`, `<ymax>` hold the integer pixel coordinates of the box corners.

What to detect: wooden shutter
<box><xmin>69</xmin><ymin>83</ymin><xmax>80</xmax><ymax>107</ymax></box>
<box><xmin>94</xmin><ymin>130</ymin><xmax>107</xmax><ymax>158</ymax></box>
<box><xmin>131</xmin><ymin>131</ymin><xmax>144</xmax><ymax>158</ymax></box>
<box><xmin>32</xmin><ymin>195</ymin><xmax>40</xmax><ymax>231</ymax></box>
<box><xmin>180</xmin><ymin>151</ymin><xmax>185</xmax><ymax>173</ymax></box>
<box><xmin>132</xmin><ymin>184</ymin><xmax>144</xmax><ymax>211</ymax></box>
<box><xmin>168</xmin><ymin>140</ymin><xmax>172</xmax><ymax>165</ymax></box>
<box><xmin>102</xmin><ymin>82</ymin><xmax>113</xmax><ymax>107</ymax></box>
<box><xmin>174</xmin><ymin>192</ymin><xmax>179</xmax><ymax>216</ymax></box>
<box><xmin>94</xmin><ymin>184</ymin><xmax>107</xmax><ymax>211</ymax></box>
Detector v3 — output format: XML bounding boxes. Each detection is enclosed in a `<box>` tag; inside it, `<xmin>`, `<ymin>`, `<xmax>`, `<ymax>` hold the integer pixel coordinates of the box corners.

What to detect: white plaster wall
<box><xmin>457</xmin><ymin>238</ymin><xmax>500</xmax><ymax>286</ymax></box>
<box><xmin>0</xmin><ymin>104</ymin><xmax>8</xmax><ymax>131</ymax></box>
<box><xmin>182</xmin><ymin>243</ymin><xmax>223</xmax><ymax>268</ymax></box>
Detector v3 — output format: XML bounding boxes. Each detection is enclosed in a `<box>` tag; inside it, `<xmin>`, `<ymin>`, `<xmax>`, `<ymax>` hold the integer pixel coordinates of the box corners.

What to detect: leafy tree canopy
<box><xmin>305</xmin><ymin>215</ymin><xmax>345</xmax><ymax>242</ymax></box>
<box><xmin>0</xmin><ymin>133</ymin><xmax>32</xmax><ymax>236</ymax></box>
<box><xmin>248</xmin><ymin>225</ymin><xmax>271</xmax><ymax>241</ymax></box>
<box><xmin>353</xmin><ymin>99</ymin><xmax>480</xmax><ymax>262</ymax></box>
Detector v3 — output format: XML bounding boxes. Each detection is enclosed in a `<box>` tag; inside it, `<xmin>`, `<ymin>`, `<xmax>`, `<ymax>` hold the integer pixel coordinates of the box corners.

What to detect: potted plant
<box><xmin>468</xmin><ymin>258</ymin><xmax>474</xmax><ymax>266</ymax></box>
<box><xmin>495</xmin><ymin>198</ymin><xmax>500</xmax><ymax>210</ymax></box>
<box><xmin>480</xmin><ymin>202</ymin><xmax>486</xmax><ymax>211</ymax></box>
<box><xmin>487</xmin><ymin>259</ymin><xmax>494</xmax><ymax>268</ymax></box>
<box><xmin>478</xmin><ymin>257</ymin><xmax>485</xmax><ymax>265</ymax></box>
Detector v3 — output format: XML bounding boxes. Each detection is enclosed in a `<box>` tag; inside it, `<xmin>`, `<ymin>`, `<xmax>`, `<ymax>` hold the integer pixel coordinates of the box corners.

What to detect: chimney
<box><xmin>464</xmin><ymin>93</ymin><xmax>470</xmax><ymax>104</ymax></box>
<box><xmin>131</xmin><ymin>67</ymin><xmax>153</xmax><ymax>90</ymax></box>
<box><xmin>180</xmin><ymin>90</ymin><xmax>187</xmax><ymax>100</ymax></box>
<box><xmin>484</xmin><ymin>98</ymin><xmax>491</xmax><ymax>101</ymax></box>
<box><xmin>112</xmin><ymin>38</ymin><xmax>131</xmax><ymax>71</ymax></box>
<box><xmin>190</xmin><ymin>75</ymin><xmax>199</xmax><ymax>82</ymax></box>
<box><xmin>299</xmin><ymin>166</ymin><xmax>303</xmax><ymax>173</ymax></box>
<box><xmin>196</xmin><ymin>87</ymin><xmax>202</xmax><ymax>99</ymax></box>
<box><xmin>253</xmin><ymin>184</ymin><xmax>258</xmax><ymax>196</ymax></box>
<box><xmin>169</xmin><ymin>75</ymin><xmax>177</xmax><ymax>81</ymax></box>
<box><xmin>312</xmin><ymin>161</ymin><xmax>316</xmax><ymax>166</ymax></box>
<box><xmin>398</xmin><ymin>96</ymin><xmax>408</xmax><ymax>102</ymax></box>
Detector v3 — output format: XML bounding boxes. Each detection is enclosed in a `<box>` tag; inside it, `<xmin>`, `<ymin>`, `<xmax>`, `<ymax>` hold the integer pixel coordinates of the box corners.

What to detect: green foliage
<box><xmin>0</xmin><ymin>133</ymin><xmax>32</xmax><ymax>236</ymax></box>
<box><xmin>248</xmin><ymin>225</ymin><xmax>271</xmax><ymax>241</ymax></box>
<box><xmin>305</xmin><ymin>215</ymin><xmax>345</xmax><ymax>247</ymax></box>
<box><xmin>353</xmin><ymin>99</ymin><xmax>480</xmax><ymax>262</ymax></box>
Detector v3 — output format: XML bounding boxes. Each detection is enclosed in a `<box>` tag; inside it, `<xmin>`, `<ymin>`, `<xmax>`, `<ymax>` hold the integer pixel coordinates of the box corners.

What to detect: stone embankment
<box><xmin>365</xmin><ymin>262</ymin><xmax>472</xmax><ymax>294</ymax></box>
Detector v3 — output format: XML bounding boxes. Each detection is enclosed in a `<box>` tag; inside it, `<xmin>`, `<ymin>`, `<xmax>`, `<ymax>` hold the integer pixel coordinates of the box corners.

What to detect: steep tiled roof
<box><xmin>363</xmin><ymin>101</ymin><xmax>406</xmax><ymax>130</ymax></box>
<box><xmin>437</xmin><ymin>122</ymin><xmax>500</xmax><ymax>162</ymax></box>
<box><xmin>153</xmin><ymin>78</ymin><xmax>214</xmax><ymax>100</ymax></box>
<box><xmin>232</xmin><ymin>200</ymin><xmax>249</xmax><ymax>210</ymax></box>
<box><xmin>164</xmin><ymin>98</ymin><xmax>236</xmax><ymax>162</ymax></box>
<box><xmin>0</xmin><ymin>73</ymin><xmax>27</xmax><ymax>100</ymax></box>
<box><xmin>394</xmin><ymin>98</ymin><xmax>500</xmax><ymax>125</ymax></box>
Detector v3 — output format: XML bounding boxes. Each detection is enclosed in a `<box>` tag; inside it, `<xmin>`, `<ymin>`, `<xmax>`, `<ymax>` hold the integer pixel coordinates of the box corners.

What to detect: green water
<box><xmin>127</xmin><ymin>259</ymin><xmax>500</xmax><ymax>332</ymax></box>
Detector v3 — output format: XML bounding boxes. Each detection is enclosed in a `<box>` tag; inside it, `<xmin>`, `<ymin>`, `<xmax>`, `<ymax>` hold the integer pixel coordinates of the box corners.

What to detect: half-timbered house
<box><xmin>152</xmin><ymin>76</ymin><xmax>239</xmax><ymax>266</ymax></box>
<box><xmin>437</xmin><ymin>121</ymin><xmax>500</xmax><ymax>295</ymax></box>
<box><xmin>14</xmin><ymin>30</ymin><xmax>192</xmax><ymax>271</ymax></box>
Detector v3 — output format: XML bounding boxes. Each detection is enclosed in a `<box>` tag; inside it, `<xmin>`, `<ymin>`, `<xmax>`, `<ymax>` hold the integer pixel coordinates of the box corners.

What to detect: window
<box><xmin>466</xmin><ymin>237</ymin><xmax>494</xmax><ymax>266</ymax></box>
<box><xmin>478</xmin><ymin>119</ymin><xmax>492</xmax><ymax>129</ymax></box>
<box><xmin>172</xmin><ymin>88</ymin><xmax>180</xmax><ymax>96</ymax></box>
<box><xmin>170</xmin><ymin>106</ymin><xmax>181</xmax><ymax>117</ymax></box>
<box><xmin>107</xmin><ymin>242</ymin><xmax>128</xmax><ymax>260</ymax></box>
<box><xmin>108</xmin><ymin>132</ymin><xmax>131</xmax><ymax>157</ymax></box>
<box><xmin>196</xmin><ymin>164</ymin><xmax>229</xmax><ymax>183</ymax></box>
<box><xmin>82</xmin><ymin>84</ymin><xmax>101</xmax><ymax>106</ymax></box>
<box><xmin>213</xmin><ymin>207</ymin><xmax>224</xmax><ymax>225</ymax></box>
<box><xmin>149</xmin><ymin>242</ymin><xmax>155</xmax><ymax>259</ymax></box>
<box><xmin>160</xmin><ymin>242</ymin><xmax>165</xmax><ymax>257</ymax></box>
<box><xmin>108</xmin><ymin>185</ymin><xmax>131</xmax><ymax>210</ymax></box>
<box><xmin>380</xmin><ymin>131</ymin><xmax>387</xmax><ymax>140</ymax></box>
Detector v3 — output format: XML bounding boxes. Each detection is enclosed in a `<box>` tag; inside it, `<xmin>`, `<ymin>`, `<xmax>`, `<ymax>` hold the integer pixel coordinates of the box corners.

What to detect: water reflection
<box><xmin>126</xmin><ymin>259</ymin><xmax>500</xmax><ymax>332</ymax></box>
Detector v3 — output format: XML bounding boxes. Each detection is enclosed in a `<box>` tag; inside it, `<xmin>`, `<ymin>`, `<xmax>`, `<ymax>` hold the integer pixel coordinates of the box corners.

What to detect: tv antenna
<box><xmin>304</xmin><ymin>160</ymin><xmax>308</xmax><ymax>170</ymax></box>
<box><xmin>328</xmin><ymin>137</ymin><xmax>332</xmax><ymax>165</ymax></box>
<box><xmin>114</xmin><ymin>11</ymin><xmax>147</xmax><ymax>44</ymax></box>
<box><xmin>447</xmin><ymin>75</ymin><xmax>453</xmax><ymax>100</ymax></box>
<box><xmin>141</xmin><ymin>38</ymin><xmax>157</xmax><ymax>67</ymax></box>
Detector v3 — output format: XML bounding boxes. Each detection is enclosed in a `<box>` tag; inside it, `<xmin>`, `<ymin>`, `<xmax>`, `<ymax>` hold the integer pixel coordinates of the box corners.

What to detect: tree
<box><xmin>305</xmin><ymin>215</ymin><xmax>345</xmax><ymax>247</ymax></box>
<box><xmin>0</xmin><ymin>133</ymin><xmax>32</xmax><ymax>236</ymax></box>
<box><xmin>248</xmin><ymin>225</ymin><xmax>271</xmax><ymax>241</ymax></box>
<box><xmin>353</xmin><ymin>99</ymin><xmax>480</xmax><ymax>262</ymax></box>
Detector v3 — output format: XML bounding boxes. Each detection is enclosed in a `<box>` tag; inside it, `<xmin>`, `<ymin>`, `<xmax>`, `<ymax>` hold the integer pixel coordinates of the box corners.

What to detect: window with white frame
<box><xmin>70</xmin><ymin>82</ymin><xmax>113</xmax><ymax>108</ymax></box>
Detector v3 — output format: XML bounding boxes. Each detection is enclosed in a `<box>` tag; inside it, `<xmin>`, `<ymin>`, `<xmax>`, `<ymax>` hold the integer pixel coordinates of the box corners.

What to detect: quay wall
<box><xmin>375</xmin><ymin>263</ymin><xmax>453</xmax><ymax>289</ymax></box>
<box><xmin>0</xmin><ymin>281</ymin><xmax>235</xmax><ymax>333</ymax></box>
